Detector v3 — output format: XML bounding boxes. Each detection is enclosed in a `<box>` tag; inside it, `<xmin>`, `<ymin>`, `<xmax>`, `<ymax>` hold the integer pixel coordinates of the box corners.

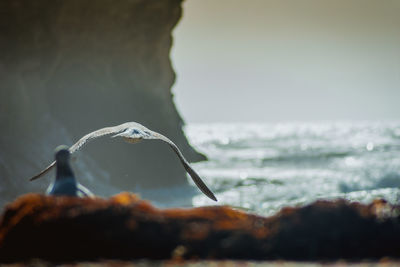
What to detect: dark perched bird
<box><xmin>30</xmin><ymin>122</ymin><xmax>217</xmax><ymax>201</ymax></box>
<box><xmin>46</xmin><ymin>145</ymin><xmax>94</xmax><ymax>197</ymax></box>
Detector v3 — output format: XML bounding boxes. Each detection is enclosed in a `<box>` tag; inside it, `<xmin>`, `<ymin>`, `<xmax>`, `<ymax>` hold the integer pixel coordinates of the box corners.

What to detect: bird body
<box><xmin>46</xmin><ymin>178</ymin><xmax>77</xmax><ymax>196</ymax></box>
<box><xmin>46</xmin><ymin>145</ymin><xmax>94</xmax><ymax>197</ymax></box>
<box><xmin>30</xmin><ymin>122</ymin><xmax>217</xmax><ymax>201</ymax></box>
<box><xmin>46</xmin><ymin>179</ymin><xmax>94</xmax><ymax>197</ymax></box>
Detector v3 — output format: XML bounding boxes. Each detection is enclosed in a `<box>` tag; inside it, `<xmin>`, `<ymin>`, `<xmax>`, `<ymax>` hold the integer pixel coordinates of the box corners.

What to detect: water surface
<box><xmin>186</xmin><ymin>121</ymin><xmax>400</xmax><ymax>215</ymax></box>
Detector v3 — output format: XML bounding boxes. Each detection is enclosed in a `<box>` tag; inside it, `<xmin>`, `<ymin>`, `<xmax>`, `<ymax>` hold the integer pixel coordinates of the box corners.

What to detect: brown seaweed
<box><xmin>0</xmin><ymin>193</ymin><xmax>399</xmax><ymax>262</ymax></box>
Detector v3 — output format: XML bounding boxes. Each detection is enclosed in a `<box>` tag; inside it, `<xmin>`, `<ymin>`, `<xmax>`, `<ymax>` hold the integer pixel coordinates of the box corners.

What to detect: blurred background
<box><xmin>171</xmin><ymin>0</ymin><xmax>400</xmax><ymax>214</ymax></box>
<box><xmin>1</xmin><ymin>0</ymin><xmax>399</xmax><ymax>214</ymax></box>
<box><xmin>173</xmin><ymin>0</ymin><xmax>400</xmax><ymax>123</ymax></box>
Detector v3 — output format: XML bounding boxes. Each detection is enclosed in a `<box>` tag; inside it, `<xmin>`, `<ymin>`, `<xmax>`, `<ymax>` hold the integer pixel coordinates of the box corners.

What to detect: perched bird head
<box><xmin>55</xmin><ymin>145</ymin><xmax>71</xmax><ymax>164</ymax></box>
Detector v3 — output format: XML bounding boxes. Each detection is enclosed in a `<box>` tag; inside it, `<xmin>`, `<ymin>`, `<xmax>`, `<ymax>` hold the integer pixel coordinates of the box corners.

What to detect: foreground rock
<box><xmin>0</xmin><ymin>194</ymin><xmax>399</xmax><ymax>262</ymax></box>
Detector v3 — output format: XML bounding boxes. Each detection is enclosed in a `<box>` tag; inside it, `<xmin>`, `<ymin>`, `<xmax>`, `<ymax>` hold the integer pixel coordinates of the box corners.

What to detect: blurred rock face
<box><xmin>0</xmin><ymin>0</ymin><xmax>204</xmax><ymax>204</ymax></box>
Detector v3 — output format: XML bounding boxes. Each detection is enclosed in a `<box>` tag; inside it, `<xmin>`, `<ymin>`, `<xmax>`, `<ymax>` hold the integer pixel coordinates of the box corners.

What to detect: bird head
<box><xmin>112</xmin><ymin>128</ymin><xmax>143</xmax><ymax>144</ymax></box>
<box><xmin>55</xmin><ymin>145</ymin><xmax>71</xmax><ymax>164</ymax></box>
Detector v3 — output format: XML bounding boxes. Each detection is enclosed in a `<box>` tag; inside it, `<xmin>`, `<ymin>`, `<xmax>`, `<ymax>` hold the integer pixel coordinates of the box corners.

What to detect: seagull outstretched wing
<box><xmin>29</xmin><ymin>122</ymin><xmax>217</xmax><ymax>201</ymax></box>
<box><xmin>29</xmin><ymin>126</ymin><xmax>126</xmax><ymax>181</ymax></box>
<box><xmin>112</xmin><ymin>128</ymin><xmax>217</xmax><ymax>201</ymax></box>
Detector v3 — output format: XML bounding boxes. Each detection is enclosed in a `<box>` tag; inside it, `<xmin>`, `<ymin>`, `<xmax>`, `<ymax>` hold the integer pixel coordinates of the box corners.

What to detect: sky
<box><xmin>171</xmin><ymin>0</ymin><xmax>400</xmax><ymax>123</ymax></box>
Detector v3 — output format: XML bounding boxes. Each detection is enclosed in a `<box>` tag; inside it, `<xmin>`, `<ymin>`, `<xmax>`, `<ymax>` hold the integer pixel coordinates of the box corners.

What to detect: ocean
<box><xmin>184</xmin><ymin>121</ymin><xmax>400</xmax><ymax>215</ymax></box>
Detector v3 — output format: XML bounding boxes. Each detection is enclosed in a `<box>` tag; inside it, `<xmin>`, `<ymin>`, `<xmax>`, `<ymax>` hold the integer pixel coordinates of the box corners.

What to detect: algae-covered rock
<box><xmin>0</xmin><ymin>194</ymin><xmax>399</xmax><ymax>262</ymax></box>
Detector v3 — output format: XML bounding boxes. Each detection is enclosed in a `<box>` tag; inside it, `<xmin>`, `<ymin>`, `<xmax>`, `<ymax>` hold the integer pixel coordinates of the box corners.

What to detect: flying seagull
<box><xmin>30</xmin><ymin>122</ymin><xmax>217</xmax><ymax>201</ymax></box>
<box><xmin>47</xmin><ymin>145</ymin><xmax>94</xmax><ymax>197</ymax></box>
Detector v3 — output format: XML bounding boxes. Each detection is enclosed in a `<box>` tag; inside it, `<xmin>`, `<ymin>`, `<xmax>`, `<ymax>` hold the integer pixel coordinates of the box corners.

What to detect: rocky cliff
<box><xmin>0</xmin><ymin>0</ymin><xmax>204</xmax><ymax>206</ymax></box>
